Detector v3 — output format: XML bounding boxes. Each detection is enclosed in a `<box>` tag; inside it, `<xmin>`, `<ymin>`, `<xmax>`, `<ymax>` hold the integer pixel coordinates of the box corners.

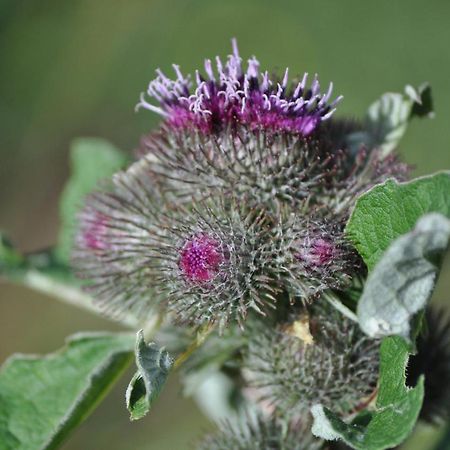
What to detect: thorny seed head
<box><xmin>138</xmin><ymin>129</ymin><xmax>337</xmax><ymax>210</ymax></box>
<box><xmin>197</xmin><ymin>412</ymin><xmax>323</xmax><ymax>450</ymax></box>
<box><xmin>136</xmin><ymin>39</ymin><xmax>342</xmax><ymax>136</ymax></box>
<box><xmin>73</xmin><ymin>158</ymin><xmax>279</xmax><ymax>330</ymax></box>
<box><xmin>244</xmin><ymin>304</ymin><xmax>379</xmax><ymax>416</ymax></box>
<box><xmin>269</xmin><ymin>215</ymin><xmax>361</xmax><ymax>302</ymax></box>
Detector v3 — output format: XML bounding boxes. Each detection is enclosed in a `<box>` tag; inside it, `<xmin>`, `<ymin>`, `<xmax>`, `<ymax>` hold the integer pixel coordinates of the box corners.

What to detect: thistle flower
<box><xmin>73</xmin><ymin>157</ymin><xmax>279</xmax><ymax>329</ymax></box>
<box><xmin>244</xmin><ymin>305</ymin><xmax>379</xmax><ymax>416</ymax></box>
<box><xmin>149</xmin><ymin>200</ymin><xmax>279</xmax><ymax>330</ymax></box>
<box><xmin>74</xmin><ymin>41</ymin><xmax>409</xmax><ymax>330</ymax></box>
<box><xmin>136</xmin><ymin>39</ymin><xmax>341</xmax><ymax>136</ymax></box>
<box><xmin>407</xmin><ymin>306</ymin><xmax>450</xmax><ymax>424</ymax></box>
<box><xmin>197</xmin><ymin>413</ymin><xmax>323</xmax><ymax>450</ymax></box>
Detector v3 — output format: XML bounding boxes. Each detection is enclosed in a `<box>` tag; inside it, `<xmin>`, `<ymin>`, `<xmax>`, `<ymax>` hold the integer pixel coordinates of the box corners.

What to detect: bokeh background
<box><xmin>1</xmin><ymin>1</ymin><xmax>450</xmax><ymax>449</ymax></box>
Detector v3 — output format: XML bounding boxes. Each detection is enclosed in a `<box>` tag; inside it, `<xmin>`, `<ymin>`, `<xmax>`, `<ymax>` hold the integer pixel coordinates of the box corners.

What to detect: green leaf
<box><xmin>0</xmin><ymin>332</ymin><xmax>134</xmax><ymax>450</ymax></box>
<box><xmin>56</xmin><ymin>138</ymin><xmax>127</xmax><ymax>263</ymax></box>
<box><xmin>346</xmin><ymin>172</ymin><xmax>450</xmax><ymax>270</ymax></box>
<box><xmin>346</xmin><ymin>83</ymin><xmax>434</xmax><ymax>156</ymax></box>
<box><xmin>126</xmin><ymin>330</ymin><xmax>173</xmax><ymax>421</ymax></box>
<box><xmin>311</xmin><ymin>336</ymin><xmax>424</xmax><ymax>450</ymax></box>
<box><xmin>357</xmin><ymin>213</ymin><xmax>450</xmax><ymax>339</ymax></box>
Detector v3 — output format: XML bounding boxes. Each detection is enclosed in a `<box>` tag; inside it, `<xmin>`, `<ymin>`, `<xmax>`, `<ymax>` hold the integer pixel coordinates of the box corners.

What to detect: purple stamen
<box><xmin>179</xmin><ymin>234</ymin><xmax>224</xmax><ymax>284</ymax></box>
<box><xmin>136</xmin><ymin>40</ymin><xmax>342</xmax><ymax>135</ymax></box>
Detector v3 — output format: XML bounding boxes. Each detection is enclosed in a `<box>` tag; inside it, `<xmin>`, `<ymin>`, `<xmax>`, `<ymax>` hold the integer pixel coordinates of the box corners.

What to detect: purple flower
<box><xmin>136</xmin><ymin>39</ymin><xmax>342</xmax><ymax>136</ymax></box>
<box><xmin>178</xmin><ymin>233</ymin><xmax>225</xmax><ymax>283</ymax></box>
<box><xmin>78</xmin><ymin>210</ymin><xmax>111</xmax><ymax>251</ymax></box>
<box><xmin>297</xmin><ymin>236</ymin><xmax>337</xmax><ymax>268</ymax></box>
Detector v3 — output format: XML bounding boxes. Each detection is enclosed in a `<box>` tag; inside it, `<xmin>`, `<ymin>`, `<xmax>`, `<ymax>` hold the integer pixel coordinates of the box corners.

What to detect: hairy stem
<box><xmin>20</xmin><ymin>270</ymin><xmax>139</xmax><ymax>329</ymax></box>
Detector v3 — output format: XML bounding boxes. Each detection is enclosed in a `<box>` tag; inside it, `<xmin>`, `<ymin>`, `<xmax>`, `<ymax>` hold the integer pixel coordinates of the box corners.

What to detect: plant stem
<box><xmin>323</xmin><ymin>291</ymin><xmax>358</xmax><ymax>322</ymax></box>
<box><xmin>173</xmin><ymin>323</ymin><xmax>214</xmax><ymax>370</ymax></box>
<box><xmin>20</xmin><ymin>270</ymin><xmax>139</xmax><ymax>329</ymax></box>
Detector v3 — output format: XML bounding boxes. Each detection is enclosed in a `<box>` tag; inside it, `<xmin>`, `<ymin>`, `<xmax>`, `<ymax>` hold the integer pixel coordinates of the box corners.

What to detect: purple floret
<box><xmin>137</xmin><ymin>39</ymin><xmax>342</xmax><ymax>135</ymax></box>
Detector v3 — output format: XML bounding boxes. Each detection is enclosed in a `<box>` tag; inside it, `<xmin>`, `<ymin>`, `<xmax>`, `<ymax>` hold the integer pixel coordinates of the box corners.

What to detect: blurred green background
<box><xmin>1</xmin><ymin>1</ymin><xmax>450</xmax><ymax>449</ymax></box>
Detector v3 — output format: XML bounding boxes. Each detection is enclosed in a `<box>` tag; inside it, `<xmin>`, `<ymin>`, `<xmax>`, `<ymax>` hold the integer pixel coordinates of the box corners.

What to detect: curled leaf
<box><xmin>358</xmin><ymin>213</ymin><xmax>450</xmax><ymax>340</ymax></box>
<box><xmin>125</xmin><ymin>330</ymin><xmax>173</xmax><ymax>421</ymax></box>
<box><xmin>346</xmin><ymin>83</ymin><xmax>433</xmax><ymax>156</ymax></box>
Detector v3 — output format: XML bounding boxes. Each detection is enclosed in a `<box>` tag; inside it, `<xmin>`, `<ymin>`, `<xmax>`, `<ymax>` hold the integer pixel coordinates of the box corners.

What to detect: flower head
<box><xmin>73</xmin><ymin>158</ymin><xmax>279</xmax><ymax>330</ymax></box>
<box><xmin>137</xmin><ymin>39</ymin><xmax>342</xmax><ymax>136</ymax></box>
<box><xmin>198</xmin><ymin>412</ymin><xmax>323</xmax><ymax>450</ymax></box>
<box><xmin>244</xmin><ymin>305</ymin><xmax>379</xmax><ymax>415</ymax></box>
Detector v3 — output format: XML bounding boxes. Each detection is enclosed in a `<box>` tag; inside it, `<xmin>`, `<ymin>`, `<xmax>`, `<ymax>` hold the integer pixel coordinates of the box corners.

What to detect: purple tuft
<box><xmin>79</xmin><ymin>210</ymin><xmax>110</xmax><ymax>252</ymax></box>
<box><xmin>297</xmin><ymin>237</ymin><xmax>337</xmax><ymax>268</ymax></box>
<box><xmin>136</xmin><ymin>39</ymin><xmax>342</xmax><ymax>136</ymax></box>
<box><xmin>179</xmin><ymin>233</ymin><xmax>224</xmax><ymax>283</ymax></box>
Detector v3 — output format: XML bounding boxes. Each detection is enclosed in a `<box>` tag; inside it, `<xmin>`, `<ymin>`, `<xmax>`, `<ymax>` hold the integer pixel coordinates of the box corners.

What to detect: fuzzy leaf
<box><xmin>0</xmin><ymin>332</ymin><xmax>134</xmax><ymax>450</ymax></box>
<box><xmin>311</xmin><ymin>336</ymin><xmax>424</xmax><ymax>450</ymax></box>
<box><xmin>126</xmin><ymin>330</ymin><xmax>173</xmax><ymax>421</ymax></box>
<box><xmin>346</xmin><ymin>83</ymin><xmax>433</xmax><ymax>155</ymax></box>
<box><xmin>56</xmin><ymin>138</ymin><xmax>127</xmax><ymax>263</ymax></box>
<box><xmin>346</xmin><ymin>172</ymin><xmax>450</xmax><ymax>270</ymax></box>
<box><xmin>357</xmin><ymin>213</ymin><xmax>450</xmax><ymax>339</ymax></box>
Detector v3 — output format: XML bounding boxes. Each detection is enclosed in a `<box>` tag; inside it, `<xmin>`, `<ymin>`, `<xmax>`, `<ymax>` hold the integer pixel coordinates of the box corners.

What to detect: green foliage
<box><xmin>346</xmin><ymin>83</ymin><xmax>434</xmax><ymax>156</ymax></box>
<box><xmin>346</xmin><ymin>172</ymin><xmax>450</xmax><ymax>270</ymax></box>
<box><xmin>126</xmin><ymin>330</ymin><xmax>173</xmax><ymax>421</ymax></box>
<box><xmin>311</xmin><ymin>336</ymin><xmax>424</xmax><ymax>450</ymax></box>
<box><xmin>0</xmin><ymin>232</ymin><xmax>24</xmax><ymax>275</ymax></box>
<box><xmin>0</xmin><ymin>332</ymin><xmax>134</xmax><ymax>450</ymax></box>
<box><xmin>317</xmin><ymin>171</ymin><xmax>450</xmax><ymax>449</ymax></box>
<box><xmin>56</xmin><ymin>138</ymin><xmax>127</xmax><ymax>264</ymax></box>
<box><xmin>357</xmin><ymin>213</ymin><xmax>450</xmax><ymax>340</ymax></box>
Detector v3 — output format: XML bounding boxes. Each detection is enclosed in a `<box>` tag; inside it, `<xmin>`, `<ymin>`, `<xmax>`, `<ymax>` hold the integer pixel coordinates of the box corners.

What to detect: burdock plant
<box><xmin>0</xmin><ymin>40</ymin><xmax>449</xmax><ymax>450</ymax></box>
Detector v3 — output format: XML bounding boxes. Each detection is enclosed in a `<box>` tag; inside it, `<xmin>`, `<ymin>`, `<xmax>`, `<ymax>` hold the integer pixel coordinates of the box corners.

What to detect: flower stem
<box><xmin>20</xmin><ymin>269</ymin><xmax>139</xmax><ymax>329</ymax></box>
